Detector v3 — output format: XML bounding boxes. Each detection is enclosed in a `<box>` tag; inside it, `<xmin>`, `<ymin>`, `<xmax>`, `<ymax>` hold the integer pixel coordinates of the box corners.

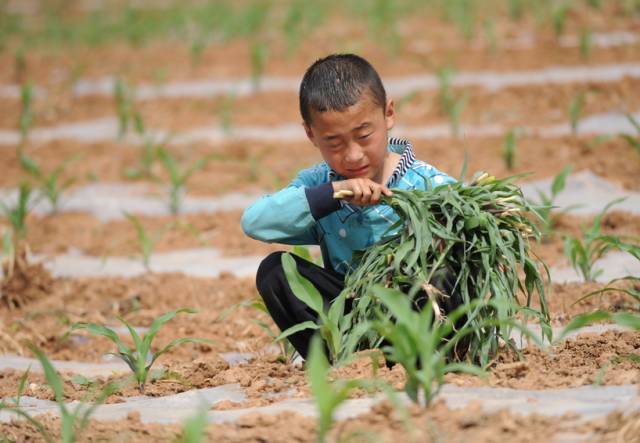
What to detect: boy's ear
<box><xmin>302</xmin><ymin>122</ymin><xmax>318</xmax><ymax>147</ymax></box>
<box><xmin>384</xmin><ymin>98</ymin><xmax>396</xmax><ymax>130</ymax></box>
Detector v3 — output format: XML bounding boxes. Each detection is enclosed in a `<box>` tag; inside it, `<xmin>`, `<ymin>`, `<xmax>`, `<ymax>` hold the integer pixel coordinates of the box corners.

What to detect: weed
<box><xmin>579</xmin><ymin>27</ymin><xmax>593</xmax><ymax>61</ymax></box>
<box><xmin>563</xmin><ymin>199</ymin><xmax>640</xmax><ymax>282</ymax></box>
<box><xmin>529</xmin><ymin>165</ymin><xmax>575</xmax><ymax>238</ymax></box>
<box><xmin>569</xmin><ymin>92</ymin><xmax>586</xmax><ymax>136</ymax></box>
<box><xmin>70</xmin><ymin>308</ymin><xmax>213</xmax><ymax>393</ymax></box>
<box><xmin>0</xmin><ymin>344</ymin><xmax>116</xmax><ymax>443</ymax></box>
<box><xmin>123</xmin><ymin>212</ymin><xmax>173</xmax><ymax>271</ymax></box>
<box><xmin>503</xmin><ymin>127</ymin><xmax>519</xmax><ymax>170</ymax></box>
<box><xmin>156</xmin><ymin>148</ymin><xmax>212</xmax><ymax>214</ymax></box>
<box><xmin>344</xmin><ymin>174</ymin><xmax>551</xmax><ymax>366</ymax></box>
<box><xmin>20</xmin><ymin>153</ymin><xmax>78</xmax><ymax>214</ymax></box>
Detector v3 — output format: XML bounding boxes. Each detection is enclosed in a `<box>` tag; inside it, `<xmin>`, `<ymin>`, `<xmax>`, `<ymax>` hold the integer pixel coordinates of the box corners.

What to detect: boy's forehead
<box><xmin>308</xmin><ymin>94</ymin><xmax>384</xmax><ymax>133</ymax></box>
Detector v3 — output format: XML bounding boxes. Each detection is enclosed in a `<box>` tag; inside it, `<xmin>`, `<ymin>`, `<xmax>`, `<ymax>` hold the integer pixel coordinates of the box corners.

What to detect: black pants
<box><xmin>256</xmin><ymin>251</ymin><xmax>466</xmax><ymax>360</ymax></box>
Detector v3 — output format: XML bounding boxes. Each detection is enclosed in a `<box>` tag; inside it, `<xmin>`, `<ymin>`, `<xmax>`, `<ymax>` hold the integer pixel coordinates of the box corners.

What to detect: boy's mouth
<box><xmin>346</xmin><ymin>165</ymin><xmax>369</xmax><ymax>176</ymax></box>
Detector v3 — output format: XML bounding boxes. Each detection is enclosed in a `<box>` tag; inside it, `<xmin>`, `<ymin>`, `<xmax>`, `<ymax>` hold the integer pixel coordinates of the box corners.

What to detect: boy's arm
<box><xmin>241</xmin><ymin>167</ymin><xmax>338</xmax><ymax>245</ymax></box>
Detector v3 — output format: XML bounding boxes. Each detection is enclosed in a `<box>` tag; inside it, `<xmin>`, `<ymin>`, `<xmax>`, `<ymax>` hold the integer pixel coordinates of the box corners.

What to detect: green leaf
<box><xmin>141</xmin><ymin>308</ymin><xmax>199</xmax><ymax>359</ymax></box>
<box><xmin>275</xmin><ymin>321</ymin><xmax>319</xmax><ymax>342</ymax></box>
<box><xmin>551</xmin><ymin>165</ymin><xmax>572</xmax><ymax>197</ymax></box>
<box><xmin>281</xmin><ymin>252</ymin><xmax>324</xmax><ymax>315</ymax></box>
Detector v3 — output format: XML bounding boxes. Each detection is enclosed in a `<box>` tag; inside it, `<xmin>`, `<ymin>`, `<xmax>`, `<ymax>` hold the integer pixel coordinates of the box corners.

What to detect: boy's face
<box><xmin>303</xmin><ymin>93</ymin><xmax>395</xmax><ymax>184</ymax></box>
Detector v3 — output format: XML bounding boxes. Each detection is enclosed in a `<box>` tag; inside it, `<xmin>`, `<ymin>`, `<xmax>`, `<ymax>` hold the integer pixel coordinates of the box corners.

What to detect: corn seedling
<box><xmin>283</xmin><ymin>0</ymin><xmax>305</xmax><ymax>56</ymax></box>
<box><xmin>174</xmin><ymin>408</ymin><xmax>208</xmax><ymax>443</ymax></box>
<box><xmin>436</xmin><ymin>66</ymin><xmax>466</xmax><ymax>137</ymax></box>
<box><xmin>503</xmin><ymin>127</ymin><xmax>519</xmax><ymax>170</ymax></box>
<box><xmin>14</xmin><ymin>46</ymin><xmax>26</xmax><ymax>81</ymax></box>
<box><xmin>156</xmin><ymin>148</ymin><xmax>212</xmax><ymax>214</ymax></box>
<box><xmin>113</xmin><ymin>78</ymin><xmax>139</xmax><ymax>140</ymax></box>
<box><xmin>249</xmin><ymin>40</ymin><xmax>268</xmax><ymax>91</ymax></box>
<box><xmin>372</xmin><ymin>286</ymin><xmax>542</xmax><ymax>405</ymax></box>
<box><xmin>18</xmin><ymin>81</ymin><xmax>34</xmax><ymax>151</ymax></box>
<box><xmin>249</xmin><ymin>298</ymin><xmax>297</xmax><ymax>364</ymax></box>
<box><xmin>19</xmin><ymin>153</ymin><xmax>78</xmax><ymax>214</ymax></box>
<box><xmin>70</xmin><ymin>308</ymin><xmax>213</xmax><ymax>393</ymax></box>
<box><xmin>0</xmin><ymin>364</ymin><xmax>30</xmax><ymax>408</ymax></box>
<box><xmin>278</xmin><ymin>252</ymin><xmax>370</xmax><ymax>365</ymax></box>
<box><xmin>483</xmin><ymin>17</ymin><xmax>498</xmax><ymax>54</ymax></box>
<box><xmin>579</xmin><ymin>27</ymin><xmax>593</xmax><ymax>61</ymax></box>
<box><xmin>563</xmin><ymin>199</ymin><xmax>640</xmax><ymax>282</ymax></box>
<box><xmin>216</xmin><ymin>94</ymin><xmax>235</xmax><ymax>135</ymax></box>
<box><xmin>552</xmin><ymin>1</ymin><xmax>570</xmax><ymax>39</ymax></box>
<box><xmin>572</xmin><ymin>276</ymin><xmax>640</xmax><ymax>306</ymax></box>
<box><xmin>620</xmin><ymin>113</ymin><xmax>640</xmax><ymax>156</ymax></box>
<box><xmin>556</xmin><ymin>310</ymin><xmax>640</xmax><ymax>343</ymax></box>
<box><xmin>529</xmin><ymin>165</ymin><xmax>576</xmax><ymax>238</ymax></box>
<box><xmin>123</xmin><ymin>212</ymin><xmax>173</xmax><ymax>271</ymax></box>
<box><xmin>587</xmin><ymin>0</ymin><xmax>602</xmax><ymax>8</ymax></box>
<box><xmin>508</xmin><ymin>0</ymin><xmax>524</xmax><ymax>20</ymax></box>
<box><xmin>569</xmin><ymin>92</ymin><xmax>586</xmax><ymax>136</ymax></box>
<box><xmin>189</xmin><ymin>36</ymin><xmax>207</xmax><ymax>67</ymax></box>
<box><xmin>368</xmin><ymin>0</ymin><xmax>401</xmax><ymax>56</ymax></box>
<box><xmin>344</xmin><ymin>173</ymin><xmax>551</xmax><ymax>366</ymax></box>
<box><xmin>0</xmin><ymin>344</ymin><xmax>116</xmax><ymax>443</ymax></box>
<box><xmin>0</xmin><ymin>181</ymin><xmax>32</xmax><ymax>241</ymax></box>
<box><xmin>306</xmin><ymin>335</ymin><xmax>385</xmax><ymax>443</ymax></box>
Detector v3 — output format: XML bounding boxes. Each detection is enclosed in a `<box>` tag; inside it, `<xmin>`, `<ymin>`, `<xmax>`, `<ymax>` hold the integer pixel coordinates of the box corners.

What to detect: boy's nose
<box><xmin>344</xmin><ymin>141</ymin><xmax>364</xmax><ymax>164</ymax></box>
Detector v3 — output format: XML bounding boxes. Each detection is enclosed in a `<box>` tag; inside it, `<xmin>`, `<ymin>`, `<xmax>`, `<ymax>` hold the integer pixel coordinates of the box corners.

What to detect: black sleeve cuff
<box><xmin>305</xmin><ymin>182</ymin><xmax>341</xmax><ymax>220</ymax></box>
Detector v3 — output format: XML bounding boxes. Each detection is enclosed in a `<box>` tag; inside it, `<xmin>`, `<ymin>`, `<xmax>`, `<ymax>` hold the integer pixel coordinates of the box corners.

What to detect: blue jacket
<box><xmin>241</xmin><ymin>138</ymin><xmax>455</xmax><ymax>275</ymax></box>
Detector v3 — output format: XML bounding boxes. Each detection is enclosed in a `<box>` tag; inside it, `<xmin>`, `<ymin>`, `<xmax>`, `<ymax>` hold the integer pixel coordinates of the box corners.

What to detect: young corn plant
<box><xmin>372</xmin><ymin>286</ymin><xmax>541</xmax><ymax>405</ymax></box>
<box><xmin>18</xmin><ymin>81</ymin><xmax>34</xmax><ymax>151</ymax></box>
<box><xmin>19</xmin><ymin>153</ymin><xmax>78</xmax><ymax>214</ymax></box>
<box><xmin>620</xmin><ymin>113</ymin><xmax>640</xmax><ymax>156</ymax></box>
<box><xmin>529</xmin><ymin>165</ymin><xmax>575</xmax><ymax>238</ymax></box>
<box><xmin>436</xmin><ymin>66</ymin><xmax>466</xmax><ymax>137</ymax></box>
<box><xmin>123</xmin><ymin>212</ymin><xmax>173</xmax><ymax>271</ymax></box>
<box><xmin>113</xmin><ymin>78</ymin><xmax>139</xmax><ymax>140</ymax></box>
<box><xmin>249</xmin><ymin>40</ymin><xmax>268</xmax><ymax>91</ymax></box>
<box><xmin>483</xmin><ymin>17</ymin><xmax>498</xmax><ymax>54</ymax></box>
<box><xmin>508</xmin><ymin>0</ymin><xmax>525</xmax><ymax>20</ymax></box>
<box><xmin>0</xmin><ymin>365</ymin><xmax>30</xmax><ymax>408</ymax></box>
<box><xmin>70</xmin><ymin>308</ymin><xmax>213</xmax><ymax>393</ymax></box>
<box><xmin>579</xmin><ymin>27</ymin><xmax>593</xmax><ymax>61</ymax></box>
<box><xmin>174</xmin><ymin>409</ymin><xmax>208</xmax><ymax>443</ymax></box>
<box><xmin>552</xmin><ymin>1</ymin><xmax>570</xmax><ymax>39</ymax></box>
<box><xmin>343</xmin><ymin>172</ymin><xmax>551</xmax><ymax>366</ymax></box>
<box><xmin>306</xmin><ymin>335</ymin><xmax>380</xmax><ymax>443</ymax></box>
<box><xmin>569</xmin><ymin>92</ymin><xmax>586</xmax><ymax>136</ymax></box>
<box><xmin>156</xmin><ymin>148</ymin><xmax>211</xmax><ymax>214</ymax></box>
<box><xmin>503</xmin><ymin>127</ymin><xmax>519</xmax><ymax>170</ymax></box>
<box><xmin>277</xmin><ymin>252</ymin><xmax>369</xmax><ymax>365</ymax></box>
<box><xmin>0</xmin><ymin>344</ymin><xmax>116</xmax><ymax>443</ymax></box>
<box><xmin>283</xmin><ymin>0</ymin><xmax>304</xmax><ymax>56</ymax></box>
<box><xmin>0</xmin><ymin>181</ymin><xmax>32</xmax><ymax>241</ymax></box>
<box><xmin>564</xmin><ymin>199</ymin><xmax>640</xmax><ymax>282</ymax></box>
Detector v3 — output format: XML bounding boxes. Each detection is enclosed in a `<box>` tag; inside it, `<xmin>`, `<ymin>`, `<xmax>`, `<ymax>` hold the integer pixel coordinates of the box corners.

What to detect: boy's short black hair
<box><xmin>299</xmin><ymin>53</ymin><xmax>387</xmax><ymax>125</ymax></box>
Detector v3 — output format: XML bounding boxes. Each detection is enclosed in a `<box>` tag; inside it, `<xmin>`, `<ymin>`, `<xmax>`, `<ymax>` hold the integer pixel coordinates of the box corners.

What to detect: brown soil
<box><xmin>2</xmin><ymin>76</ymin><xmax>640</xmax><ymax>131</ymax></box>
<box><xmin>0</xmin><ymin>246</ymin><xmax>54</xmax><ymax>310</ymax></box>
<box><xmin>19</xmin><ymin>210</ymin><xmax>282</xmax><ymax>258</ymax></box>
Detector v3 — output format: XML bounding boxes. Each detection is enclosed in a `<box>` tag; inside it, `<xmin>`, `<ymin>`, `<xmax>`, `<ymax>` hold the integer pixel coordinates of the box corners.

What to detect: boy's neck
<box><xmin>379</xmin><ymin>152</ymin><xmax>401</xmax><ymax>185</ymax></box>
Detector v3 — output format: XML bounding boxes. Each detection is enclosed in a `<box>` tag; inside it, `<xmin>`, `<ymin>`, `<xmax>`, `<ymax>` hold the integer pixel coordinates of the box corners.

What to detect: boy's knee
<box><xmin>256</xmin><ymin>251</ymin><xmax>285</xmax><ymax>294</ymax></box>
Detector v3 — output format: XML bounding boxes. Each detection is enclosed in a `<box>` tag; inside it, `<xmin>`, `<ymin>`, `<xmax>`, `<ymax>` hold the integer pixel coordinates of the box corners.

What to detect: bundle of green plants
<box><xmin>343</xmin><ymin>172</ymin><xmax>551</xmax><ymax>366</ymax></box>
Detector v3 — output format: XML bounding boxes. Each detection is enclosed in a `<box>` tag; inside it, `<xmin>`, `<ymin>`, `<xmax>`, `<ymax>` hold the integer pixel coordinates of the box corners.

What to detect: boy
<box><xmin>241</xmin><ymin>54</ymin><xmax>455</xmax><ymax>360</ymax></box>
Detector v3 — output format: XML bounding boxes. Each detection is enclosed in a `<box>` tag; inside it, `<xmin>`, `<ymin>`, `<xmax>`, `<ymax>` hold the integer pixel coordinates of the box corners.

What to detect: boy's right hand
<box><xmin>332</xmin><ymin>179</ymin><xmax>393</xmax><ymax>206</ymax></box>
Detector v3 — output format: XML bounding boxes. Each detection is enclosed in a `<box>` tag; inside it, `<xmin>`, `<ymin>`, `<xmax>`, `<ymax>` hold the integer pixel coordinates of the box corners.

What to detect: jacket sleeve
<box><xmin>240</xmin><ymin>166</ymin><xmax>326</xmax><ymax>245</ymax></box>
